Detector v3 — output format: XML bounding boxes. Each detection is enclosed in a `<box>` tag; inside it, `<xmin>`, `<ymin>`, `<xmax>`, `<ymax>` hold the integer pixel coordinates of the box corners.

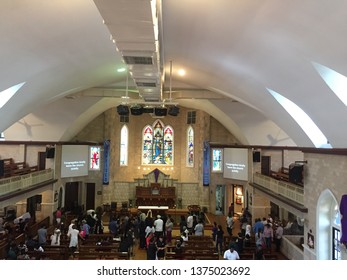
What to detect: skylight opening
<box><xmin>312</xmin><ymin>62</ymin><xmax>347</xmax><ymax>106</ymax></box>
<box><xmin>267</xmin><ymin>88</ymin><xmax>331</xmax><ymax>148</ymax></box>
<box><xmin>0</xmin><ymin>82</ymin><xmax>25</xmax><ymax>108</ymax></box>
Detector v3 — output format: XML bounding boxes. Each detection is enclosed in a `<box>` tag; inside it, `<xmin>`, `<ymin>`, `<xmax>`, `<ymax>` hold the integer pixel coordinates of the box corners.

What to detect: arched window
<box><xmin>316</xmin><ymin>189</ymin><xmax>341</xmax><ymax>260</ymax></box>
<box><xmin>187</xmin><ymin>126</ymin><xmax>194</xmax><ymax>167</ymax></box>
<box><xmin>120</xmin><ymin>124</ymin><xmax>128</xmax><ymax>166</ymax></box>
<box><xmin>142</xmin><ymin>120</ymin><xmax>174</xmax><ymax>165</ymax></box>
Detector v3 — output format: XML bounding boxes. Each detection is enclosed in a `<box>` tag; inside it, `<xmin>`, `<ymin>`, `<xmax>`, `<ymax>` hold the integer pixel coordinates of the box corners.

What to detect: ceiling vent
<box><xmin>123</xmin><ymin>56</ymin><xmax>153</xmax><ymax>65</ymax></box>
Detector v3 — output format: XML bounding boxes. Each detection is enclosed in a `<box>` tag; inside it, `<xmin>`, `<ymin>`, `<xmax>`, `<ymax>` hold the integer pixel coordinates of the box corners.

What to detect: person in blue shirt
<box><xmin>253</xmin><ymin>218</ymin><xmax>264</xmax><ymax>235</ymax></box>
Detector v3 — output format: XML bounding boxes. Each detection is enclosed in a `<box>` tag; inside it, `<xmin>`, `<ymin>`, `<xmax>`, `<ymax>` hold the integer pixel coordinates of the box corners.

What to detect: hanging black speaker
<box><xmin>130</xmin><ymin>105</ymin><xmax>143</xmax><ymax>115</ymax></box>
<box><xmin>154</xmin><ymin>107</ymin><xmax>167</xmax><ymax>116</ymax></box>
<box><xmin>168</xmin><ymin>106</ymin><xmax>180</xmax><ymax>116</ymax></box>
<box><xmin>117</xmin><ymin>105</ymin><xmax>129</xmax><ymax>116</ymax></box>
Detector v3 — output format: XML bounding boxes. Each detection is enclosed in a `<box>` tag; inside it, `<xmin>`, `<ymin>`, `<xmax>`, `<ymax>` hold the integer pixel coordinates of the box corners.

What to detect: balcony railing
<box><xmin>0</xmin><ymin>169</ymin><xmax>54</xmax><ymax>196</ymax></box>
<box><xmin>253</xmin><ymin>172</ymin><xmax>304</xmax><ymax>205</ymax></box>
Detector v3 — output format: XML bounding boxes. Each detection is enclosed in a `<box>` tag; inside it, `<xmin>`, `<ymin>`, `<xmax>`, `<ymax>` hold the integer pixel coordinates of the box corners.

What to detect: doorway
<box><xmin>64</xmin><ymin>182</ymin><xmax>79</xmax><ymax>212</ymax></box>
<box><xmin>233</xmin><ymin>184</ymin><xmax>244</xmax><ymax>215</ymax></box>
<box><xmin>215</xmin><ymin>185</ymin><xmax>225</xmax><ymax>215</ymax></box>
<box><xmin>27</xmin><ymin>194</ymin><xmax>42</xmax><ymax>222</ymax></box>
<box><xmin>86</xmin><ymin>183</ymin><xmax>95</xmax><ymax>210</ymax></box>
<box><xmin>38</xmin><ymin>152</ymin><xmax>46</xmax><ymax>171</ymax></box>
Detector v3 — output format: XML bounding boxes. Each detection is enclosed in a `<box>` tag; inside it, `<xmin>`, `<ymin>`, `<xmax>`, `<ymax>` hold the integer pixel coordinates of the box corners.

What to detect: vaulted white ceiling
<box><xmin>1</xmin><ymin>0</ymin><xmax>347</xmax><ymax>148</ymax></box>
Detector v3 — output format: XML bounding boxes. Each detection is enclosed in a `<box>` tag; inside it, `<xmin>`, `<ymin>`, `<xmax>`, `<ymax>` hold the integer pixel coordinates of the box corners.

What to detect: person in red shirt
<box><xmin>55</xmin><ymin>207</ymin><xmax>62</xmax><ymax>225</ymax></box>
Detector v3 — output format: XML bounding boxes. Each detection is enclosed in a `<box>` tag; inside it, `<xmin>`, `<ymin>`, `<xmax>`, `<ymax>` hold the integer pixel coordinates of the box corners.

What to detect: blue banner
<box><xmin>203</xmin><ymin>141</ymin><xmax>210</xmax><ymax>186</ymax></box>
<box><xmin>103</xmin><ymin>140</ymin><xmax>110</xmax><ymax>185</ymax></box>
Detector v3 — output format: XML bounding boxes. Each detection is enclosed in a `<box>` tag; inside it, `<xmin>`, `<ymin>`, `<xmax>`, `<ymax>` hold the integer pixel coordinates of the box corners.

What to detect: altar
<box><xmin>135</xmin><ymin>168</ymin><xmax>176</xmax><ymax>209</ymax></box>
<box><xmin>137</xmin><ymin>206</ymin><xmax>169</xmax><ymax>211</ymax></box>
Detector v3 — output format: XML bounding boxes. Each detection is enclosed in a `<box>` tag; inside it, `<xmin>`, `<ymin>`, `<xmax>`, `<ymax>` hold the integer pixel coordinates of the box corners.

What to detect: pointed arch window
<box><xmin>142</xmin><ymin>120</ymin><xmax>174</xmax><ymax>165</ymax></box>
<box><xmin>187</xmin><ymin>126</ymin><xmax>194</xmax><ymax>167</ymax></box>
<box><xmin>120</xmin><ymin>124</ymin><xmax>128</xmax><ymax>166</ymax></box>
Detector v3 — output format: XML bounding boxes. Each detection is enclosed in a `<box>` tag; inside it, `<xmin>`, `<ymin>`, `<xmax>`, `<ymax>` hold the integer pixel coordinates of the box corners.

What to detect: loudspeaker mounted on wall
<box><xmin>0</xmin><ymin>160</ymin><xmax>4</xmax><ymax>177</ymax></box>
<box><xmin>46</xmin><ymin>147</ymin><xmax>55</xmax><ymax>158</ymax></box>
<box><xmin>289</xmin><ymin>164</ymin><xmax>304</xmax><ymax>184</ymax></box>
<box><xmin>253</xmin><ymin>151</ymin><xmax>261</xmax><ymax>162</ymax></box>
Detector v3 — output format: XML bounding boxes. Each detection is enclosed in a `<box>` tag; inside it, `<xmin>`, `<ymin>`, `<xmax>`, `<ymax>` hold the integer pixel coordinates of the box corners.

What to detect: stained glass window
<box><xmin>142</xmin><ymin>120</ymin><xmax>174</xmax><ymax>165</ymax></box>
<box><xmin>187</xmin><ymin>126</ymin><xmax>194</xmax><ymax>167</ymax></box>
<box><xmin>120</xmin><ymin>124</ymin><xmax>128</xmax><ymax>166</ymax></box>
<box><xmin>212</xmin><ymin>148</ymin><xmax>223</xmax><ymax>172</ymax></box>
<box><xmin>89</xmin><ymin>146</ymin><xmax>100</xmax><ymax>170</ymax></box>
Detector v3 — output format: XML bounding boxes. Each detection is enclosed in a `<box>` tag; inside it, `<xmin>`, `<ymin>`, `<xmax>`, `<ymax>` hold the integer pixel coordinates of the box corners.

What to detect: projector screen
<box><xmin>223</xmin><ymin>148</ymin><xmax>249</xmax><ymax>181</ymax></box>
<box><xmin>61</xmin><ymin>145</ymin><xmax>89</xmax><ymax>178</ymax></box>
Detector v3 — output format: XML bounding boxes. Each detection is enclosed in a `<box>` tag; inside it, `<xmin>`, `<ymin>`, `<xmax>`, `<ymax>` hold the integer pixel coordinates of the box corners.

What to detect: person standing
<box><xmin>212</xmin><ymin>221</ymin><xmax>218</xmax><ymax>241</ymax></box>
<box><xmin>155</xmin><ymin>235</ymin><xmax>166</xmax><ymax>260</ymax></box>
<box><xmin>55</xmin><ymin>207</ymin><xmax>62</xmax><ymax>225</ymax></box>
<box><xmin>275</xmin><ymin>223</ymin><xmax>284</xmax><ymax>252</ymax></box>
<box><xmin>67</xmin><ymin>224</ymin><xmax>84</xmax><ymax>256</ymax></box>
<box><xmin>186</xmin><ymin>212</ymin><xmax>193</xmax><ymax>235</ymax></box>
<box><xmin>228</xmin><ymin>203</ymin><xmax>234</xmax><ymax>217</ymax></box>
<box><xmin>223</xmin><ymin>245</ymin><xmax>240</xmax><ymax>260</ymax></box>
<box><xmin>154</xmin><ymin>215</ymin><xmax>164</xmax><ymax>238</ymax></box>
<box><xmin>253</xmin><ymin>218</ymin><xmax>264</xmax><ymax>236</ymax></box>
<box><xmin>146</xmin><ymin>235</ymin><xmax>157</xmax><ymax>260</ymax></box>
<box><xmin>226</xmin><ymin>213</ymin><xmax>234</xmax><ymax>236</ymax></box>
<box><xmin>165</xmin><ymin>217</ymin><xmax>173</xmax><ymax>244</ymax></box>
<box><xmin>50</xmin><ymin>224</ymin><xmax>61</xmax><ymax>246</ymax></box>
<box><xmin>215</xmin><ymin>224</ymin><xmax>224</xmax><ymax>256</ymax></box>
<box><xmin>263</xmin><ymin>223</ymin><xmax>273</xmax><ymax>251</ymax></box>
<box><xmin>194</xmin><ymin>219</ymin><xmax>204</xmax><ymax>236</ymax></box>
<box><xmin>37</xmin><ymin>224</ymin><xmax>47</xmax><ymax>247</ymax></box>
<box><xmin>138</xmin><ymin>217</ymin><xmax>146</xmax><ymax>249</ymax></box>
<box><xmin>179</xmin><ymin>215</ymin><xmax>187</xmax><ymax>234</ymax></box>
<box><xmin>108</xmin><ymin>216</ymin><xmax>119</xmax><ymax>238</ymax></box>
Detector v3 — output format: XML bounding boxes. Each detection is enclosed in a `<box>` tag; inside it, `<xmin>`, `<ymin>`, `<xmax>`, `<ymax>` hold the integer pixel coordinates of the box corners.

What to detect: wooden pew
<box><xmin>165</xmin><ymin>251</ymin><xmax>219</xmax><ymax>260</ymax></box>
<box><xmin>264</xmin><ymin>253</ymin><xmax>279</xmax><ymax>260</ymax></box>
<box><xmin>78</xmin><ymin>240</ymin><xmax>128</xmax><ymax>260</ymax></box>
<box><xmin>239</xmin><ymin>253</ymin><xmax>255</xmax><ymax>260</ymax></box>
<box><xmin>28</xmin><ymin>245</ymin><xmax>69</xmax><ymax>260</ymax></box>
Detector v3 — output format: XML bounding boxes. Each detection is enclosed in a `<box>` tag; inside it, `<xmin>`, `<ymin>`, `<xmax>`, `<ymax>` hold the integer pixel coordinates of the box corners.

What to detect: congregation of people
<box><xmin>0</xmin><ymin>202</ymin><xmax>297</xmax><ymax>260</ymax></box>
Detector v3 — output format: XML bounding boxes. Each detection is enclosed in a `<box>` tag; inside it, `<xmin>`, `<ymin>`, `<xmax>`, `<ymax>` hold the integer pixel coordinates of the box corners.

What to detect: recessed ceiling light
<box><xmin>178</xmin><ymin>69</ymin><xmax>186</xmax><ymax>76</ymax></box>
<box><xmin>117</xmin><ymin>68</ymin><xmax>126</xmax><ymax>73</ymax></box>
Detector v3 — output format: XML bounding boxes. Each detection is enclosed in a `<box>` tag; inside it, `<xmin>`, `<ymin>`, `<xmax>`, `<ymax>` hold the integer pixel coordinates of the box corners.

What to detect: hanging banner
<box><xmin>203</xmin><ymin>141</ymin><xmax>210</xmax><ymax>186</ymax></box>
<box><xmin>103</xmin><ymin>140</ymin><xmax>110</xmax><ymax>185</ymax></box>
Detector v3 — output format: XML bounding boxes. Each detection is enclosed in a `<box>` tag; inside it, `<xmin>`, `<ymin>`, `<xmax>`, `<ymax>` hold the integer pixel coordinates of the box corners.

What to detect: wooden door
<box><xmin>38</xmin><ymin>152</ymin><xmax>46</xmax><ymax>170</ymax></box>
<box><xmin>261</xmin><ymin>156</ymin><xmax>271</xmax><ymax>176</ymax></box>
<box><xmin>65</xmin><ymin>182</ymin><xmax>79</xmax><ymax>212</ymax></box>
<box><xmin>86</xmin><ymin>183</ymin><xmax>95</xmax><ymax>210</ymax></box>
